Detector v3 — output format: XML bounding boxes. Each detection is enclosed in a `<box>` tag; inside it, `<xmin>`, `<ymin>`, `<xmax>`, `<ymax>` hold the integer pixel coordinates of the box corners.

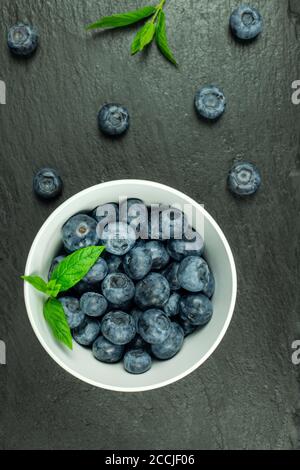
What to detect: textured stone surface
<box><xmin>0</xmin><ymin>0</ymin><xmax>300</xmax><ymax>450</ymax></box>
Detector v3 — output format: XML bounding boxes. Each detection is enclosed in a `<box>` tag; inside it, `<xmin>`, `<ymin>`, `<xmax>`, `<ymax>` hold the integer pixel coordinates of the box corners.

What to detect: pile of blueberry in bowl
<box><xmin>24</xmin><ymin>180</ymin><xmax>237</xmax><ymax>391</ymax></box>
<box><xmin>51</xmin><ymin>198</ymin><xmax>215</xmax><ymax>375</ymax></box>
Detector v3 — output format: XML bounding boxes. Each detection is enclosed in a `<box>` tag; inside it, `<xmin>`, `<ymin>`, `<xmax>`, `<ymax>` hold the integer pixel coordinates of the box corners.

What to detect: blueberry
<box><xmin>92</xmin><ymin>336</ymin><xmax>124</xmax><ymax>363</ymax></box>
<box><xmin>139</xmin><ymin>309</ymin><xmax>171</xmax><ymax>345</ymax></box>
<box><xmin>195</xmin><ymin>85</ymin><xmax>226</xmax><ymax>120</ymax></box>
<box><xmin>167</xmin><ymin>231</ymin><xmax>204</xmax><ymax>261</ymax></box>
<box><xmin>105</xmin><ymin>255</ymin><xmax>123</xmax><ymax>274</ymax></box>
<box><xmin>73</xmin><ymin>318</ymin><xmax>101</xmax><ymax>346</ymax></box>
<box><xmin>178</xmin><ymin>318</ymin><xmax>197</xmax><ymax>337</ymax></box>
<box><xmin>123</xmin><ymin>246</ymin><xmax>152</xmax><ymax>280</ymax></box>
<box><xmin>33</xmin><ymin>168</ymin><xmax>63</xmax><ymax>200</ymax></box>
<box><xmin>102</xmin><ymin>273</ymin><xmax>135</xmax><ymax>306</ymax></box>
<box><xmin>145</xmin><ymin>241</ymin><xmax>169</xmax><ymax>270</ymax></box>
<box><xmin>230</xmin><ymin>5</ymin><xmax>263</xmax><ymax>40</ymax></box>
<box><xmin>48</xmin><ymin>255</ymin><xmax>65</xmax><ymax>280</ymax></box>
<box><xmin>202</xmin><ymin>271</ymin><xmax>215</xmax><ymax>298</ymax></box>
<box><xmin>135</xmin><ymin>273</ymin><xmax>170</xmax><ymax>309</ymax></box>
<box><xmin>180</xmin><ymin>294</ymin><xmax>213</xmax><ymax>326</ymax></box>
<box><xmin>163</xmin><ymin>293</ymin><xmax>180</xmax><ymax>317</ymax></box>
<box><xmin>108</xmin><ymin>299</ymin><xmax>133</xmax><ymax>312</ymax></box>
<box><xmin>101</xmin><ymin>311</ymin><xmax>136</xmax><ymax>345</ymax></box>
<box><xmin>162</xmin><ymin>262</ymin><xmax>181</xmax><ymax>291</ymax></box>
<box><xmin>59</xmin><ymin>297</ymin><xmax>85</xmax><ymax>329</ymax></box>
<box><xmin>151</xmin><ymin>322</ymin><xmax>184</xmax><ymax>360</ymax></box>
<box><xmin>7</xmin><ymin>23</ymin><xmax>38</xmax><ymax>57</ymax></box>
<box><xmin>93</xmin><ymin>203</ymin><xmax>119</xmax><ymax>226</ymax></box>
<box><xmin>98</xmin><ymin>104</ymin><xmax>130</xmax><ymax>136</ymax></box>
<box><xmin>100</xmin><ymin>222</ymin><xmax>136</xmax><ymax>256</ymax></box>
<box><xmin>62</xmin><ymin>214</ymin><xmax>99</xmax><ymax>252</ymax></box>
<box><xmin>228</xmin><ymin>161</ymin><xmax>261</xmax><ymax>196</ymax></box>
<box><xmin>177</xmin><ymin>256</ymin><xmax>210</xmax><ymax>292</ymax></box>
<box><xmin>120</xmin><ymin>199</ymin><xmax>148</xmax><ymax>235</ymax></box>
<box><xmin>131</xmin><ymin>308</ymin><xmax>143</xmax><ymax>331</ymax></box>
<box><xmin>148</xmin><ymin>215</ymin><xmax>163</xmax><ymax>240</ymax></box>
<box><xmin>127</xmin><ymin>334</ymin><xmax>149</xmax><ymax>350</ymax></box>
<box><xmin>76</xmin><ymin>257</ymin><xmax>108</xmax><ymax>292</ymax></box>
<box><xmin>124</xmin><ymin>349</ymin><xmax>152</xmax><ymax>374</ymax></box>
<box><xmin>80</xmin><ymin>292</ymin><xmax>108</xmax><ymax>318</ymax></box>
<box><xmin>161</xmin><ymin>208</ymin><xmax>187</xmax><ymax>239</ymax></box>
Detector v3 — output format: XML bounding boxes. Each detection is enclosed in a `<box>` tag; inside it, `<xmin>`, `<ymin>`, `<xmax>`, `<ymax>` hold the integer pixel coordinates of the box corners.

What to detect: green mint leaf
<box><xmin>22</xmin><ymin>275</ymin><xmax>50</xmax><ymax>295</ymax></box>
<box><xmin>155</xmin><ymin>11</ymin><xmax>177</xmax><ymax>66</ymax></box>
<box><xmin>50</xmin><ymin>245</ymin><xmax>105</xmax><ymax>292</ymax></box>
<box><xmin>131</xmin><ymin>25</ymin><xmax>146</xmax><ymax>54</ymax></box>
<box><xmin>139</xmin><ymin>21</ymin><xmax>156</xmax><ymax>51</ymax></box>
<box><xmin>86</xmin><ymin>6</ymin><xmax>156</xmax><ymax>31</ymax></box>
<box><xmin>46</xmin><ymin>279</ymin><xmax>62</xmax><ymax>298</ymax></box>
<box><xmin>43</xmin><ymin>298</ymin><xmax>72</xmax><ymax>350</ymax></box>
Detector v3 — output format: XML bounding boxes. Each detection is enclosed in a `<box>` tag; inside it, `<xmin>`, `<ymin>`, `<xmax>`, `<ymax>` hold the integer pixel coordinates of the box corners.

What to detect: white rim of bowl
<box><xmin>24</xmin><ymin>179</ymin><xmax>237</xmax><ymax>393</ymax></box>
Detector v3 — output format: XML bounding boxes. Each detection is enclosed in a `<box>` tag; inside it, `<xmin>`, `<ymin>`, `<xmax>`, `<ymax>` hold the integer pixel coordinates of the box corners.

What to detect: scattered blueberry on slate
<box><xmin>98</xmin><ymin>103</ymin><xmax>130</xmax><ymax>136</ymax></box>
<box><xmin>124</xmin><ymin>349</ymin><xmax>152</xmax><ymax>375</ymax></box>
<box><xmin>62</xmin><ymin>214</ymin><xmax>99</xmax><ymax>252</ymax></box>
<box><xmin>195</xmin><ymin>85</ymin><xmax>226</xmax><ymax>120</ymax></box>
<box><xmin>151</xmin><ymin>322</ymin><xmax>184</xmax><ymax>360</ymax></box>
<box><xmin>50</xmin><ymin>199</ymin><xmax>216</xmax><ymax>374</ymax></box>
<box><xmin>228</xmin><ymin>161</ymin><xmax>261</xmax><ymax>196</ymax></box>
<box><xmin>33</xmin><ymin>168</ymin><xmax>63</xmax><ymax>200</ymax></box>
<box><xmin>7</xmin><ymin>23</ymin><xmax>38</xmax><ymax>57</ymax></box>
<box><xmin>93</xmin><ymin>336</ymin><xmax>125</xmax><ymax>363</ymax></box>
<box><xmin>230</xmin><ymin>5</ymin><xmax>263</xmax><ymax>41</ymax></box>
<box><xmin>101</xmin><ymin>311</ymin><xmax>136</xmax><ymax>345</ymax></box>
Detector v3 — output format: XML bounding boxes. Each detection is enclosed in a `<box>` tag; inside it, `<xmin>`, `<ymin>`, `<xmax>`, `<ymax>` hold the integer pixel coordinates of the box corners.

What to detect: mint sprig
<box><xmin>44</xmin><ymin>298</ymin><xmax>73</xmax><ymax>350</ymax></box>
<box><xmin>86</xmin><ymin>0</ymin><xmax>177</xmax><ymax>66</ymax></box>
<box><xmin>22</xmin><ymin>245</ymin><xmax>105</xmax><ymax>349</ymax></box>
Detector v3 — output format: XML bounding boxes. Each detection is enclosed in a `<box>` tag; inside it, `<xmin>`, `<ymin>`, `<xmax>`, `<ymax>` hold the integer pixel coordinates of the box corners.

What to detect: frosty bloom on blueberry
<box><xmin>44</xmin><ymin>197</ymin><xmax>215</xmax><ymax>374</ymax></box>
<box><xmin>228</xmin><ymin>161</ymin><xmax>261</xmax><ymax>196</ymax></box>
<box><xmin>33</xmin><ymin>168</ymin><xmax>63</xmax><ymax>200</ymax></box>
<box><xmin>195</xmin><ymin>85</ymin><xmax>226</xmax><ymax>120</ymax></box>
<box><xmin>98</xmin><ymin>103</ymin><xmax>130</xmax><ymax>136</ymax></box>
<box><xmin>230</xmin><ymin>5</ymin><xmax>263</xmax><ymax>41</ymax></box>
<box><xmin>7</xmin><ymin>23</ymin><xmax>38</xmax><ymax>57</ymax></box>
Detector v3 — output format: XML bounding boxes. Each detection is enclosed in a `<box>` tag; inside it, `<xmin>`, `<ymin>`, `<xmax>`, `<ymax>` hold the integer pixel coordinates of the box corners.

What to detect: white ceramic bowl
<box><xmin>24</xmin><ymin>180</ymin><xmax>237</xmax><ymax>392</ymax></box>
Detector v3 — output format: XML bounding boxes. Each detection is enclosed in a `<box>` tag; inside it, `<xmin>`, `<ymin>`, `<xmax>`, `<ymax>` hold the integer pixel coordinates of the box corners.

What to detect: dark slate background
<box><xmin>0</xmin><ymin>0</ymin><xmax>300</xmax><ymax>450</ymax></box>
